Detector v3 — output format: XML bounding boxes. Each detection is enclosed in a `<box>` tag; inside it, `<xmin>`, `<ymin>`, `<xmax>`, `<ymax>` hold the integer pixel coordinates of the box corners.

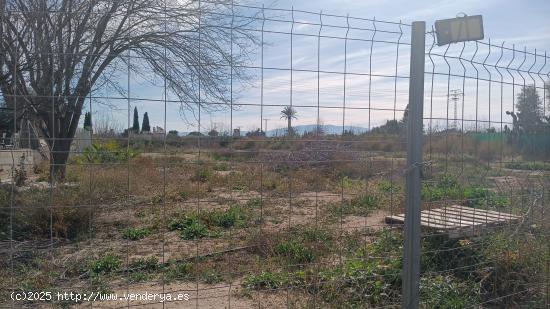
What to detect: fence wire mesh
<box><xmin>0</xmin><ymin>1</ymin><xmax>548</xmax><ymax>308</ymax></box>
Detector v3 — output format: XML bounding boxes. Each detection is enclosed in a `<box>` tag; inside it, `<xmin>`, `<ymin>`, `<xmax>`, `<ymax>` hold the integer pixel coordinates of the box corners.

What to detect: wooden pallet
<box><xmin>385</xmin><ymin>205</ymin><xmax>522</xmax><ymax>238</ymax></box>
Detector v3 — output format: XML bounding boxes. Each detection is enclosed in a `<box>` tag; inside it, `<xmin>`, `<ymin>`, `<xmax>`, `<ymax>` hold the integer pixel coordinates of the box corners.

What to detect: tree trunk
<box><xmin>50</xmin><ymin>139</ymin><xmax>72</xmax><ymax>182</ymax></box>
<box><xmin>287</xmin><ymin>118</ymin><xmax>292</xmax><ymax>135</ymax></box>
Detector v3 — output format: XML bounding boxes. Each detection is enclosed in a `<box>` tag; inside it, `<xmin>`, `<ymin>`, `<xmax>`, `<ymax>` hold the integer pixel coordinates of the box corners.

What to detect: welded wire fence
<box><xmin>0</xmin><ymin>1</ymin><xmax>548</xmax><ymax>308</ymax></box>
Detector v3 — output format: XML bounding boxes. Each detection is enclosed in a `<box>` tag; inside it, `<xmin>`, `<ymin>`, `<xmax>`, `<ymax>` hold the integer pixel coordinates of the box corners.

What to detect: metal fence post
<box><xmin>402</xmin><ymin>21</ymin><xmax>425</xmax><ymax>309</ymax></box>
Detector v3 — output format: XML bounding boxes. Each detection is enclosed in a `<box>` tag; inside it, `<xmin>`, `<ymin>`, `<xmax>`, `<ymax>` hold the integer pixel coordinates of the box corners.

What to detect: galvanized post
<box><xmin>402</xmin><ymin>21</ymin><xmax>425</xmax><ymax>309</ymax></box>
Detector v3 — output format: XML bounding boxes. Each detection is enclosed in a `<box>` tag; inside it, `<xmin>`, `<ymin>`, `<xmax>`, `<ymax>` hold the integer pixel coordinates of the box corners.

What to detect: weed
<box><xmin>242</xmin><ymin>272</ymin><xmax>287</xmax><ymax>290</ymax></box>
<box><xmin>420</xmin><ymin>275</ymin><xmax>479</xmax><ymax>308</ymax></box>
<box><xmin>191</xmin><ymin>167</ymin><xmax>212</xmax><ymax>182</ymax></box>
<box><xmin>181</xmin><ymin>220</ymin><xmax>211</xmax><ymax>239</ymax></box>
<box><xmin>202</xmin><ymin>206</ymin><xmax>247</xmax><ymax>228</ymax></box>
<box><xmin>165</xmin><ymin>261</ymin><xmax>192</xmax><ymax>281</ymax></box>
<box><xmin>337</xmin><ymin>194</ymin><xmax>379</xmax><ymax>215</ymax></box>
<box><xmin>505</xmin><ymin>161</ymin><xmax>550</xmax><ymax>171</ymax></box>
<box><xmin>122</xmin><ymin>227</ymin><xmax>151</xmax><ymax>240</ymax></box>
<box><xmin>377</xmin><ymin>180</ymin><xmax>400</xmax><ymax>193</ymax></box>
<box><xmin>274</xmin><ymin>240</ymin><xmax>315</xmax><ymax>265</ymax></box>
<box><xmin>245</xmin><ymin>197</ymin><xmax>262</xmax><ymax>208</ymax></box>
<box><xmin>129</xmin><ymin>256</ymin><xmax>158</xmax><ymax>271</ymax></box>
<box><xmin>201</xmin><ymin>271</ymin><xmax>224</xmax><ymax>284</ymax></box>
<box><xmin>77</xmin><ymin>141</ymin><xmax>138</xmax><ymax>164</ymax></box>
<box><xmin>89</xmin><ymin>255</ymin><xmax>122</xmax><ymax>275</ymax></box>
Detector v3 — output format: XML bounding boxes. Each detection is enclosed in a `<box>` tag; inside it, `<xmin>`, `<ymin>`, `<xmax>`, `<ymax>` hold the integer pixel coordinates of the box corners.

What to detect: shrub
<box><xmin>168</xmin><ymin>216</ymin><xmax>213</xmax><ymax>240</ymax></box>
<box><xmin>89</xmin><ymin>255</ymin><xmax>122</xmax><ymax>275</ymax></box>
<box><xmin>122</xmin><ymin>227</ymin><xmax>151</xmax><ymax>240</ymax></box>
<box><xmin>77</xmin><ymin>141</ymin><xmax>138</xmax><ymax>164</ymax></box>
<box><xmin>165</xmin><ymin>261</ymin><xmax>193</xmax><ymax>281</ymax></box>
<box><xmin>129</xmin><ymin>256</ymin><xmax>158</xmax><ymax>271</ymax></box>
<box><xmin>191</xmin><ymin>167</ymin><xmax>212</xmax><ymax>182</ymax></box>
<box><xmin>0</xmin><ymin>187</ymin><xmax>92</xmax><ymax>241</ymax></box>
<box><xmin>180</xmin><ymin>220</ymin><xmax>211</xmax><ymax>239</ymax></box>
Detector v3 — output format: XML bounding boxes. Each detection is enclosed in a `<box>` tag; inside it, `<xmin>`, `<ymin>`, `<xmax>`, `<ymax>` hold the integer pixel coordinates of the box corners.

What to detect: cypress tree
<box><xmin>83</xmin><ymin>112</ymin><xmax>92</xmax><ymax>130</ymax></box>
<box><xmin>132</xmin><ymin>107</ymin><xmax>140</xmax><ymax>133</ymax></box>
<box><xmin>142</xmin><ymin>112</ymin><xmax>151</xmax><ymax>132</ymax></box>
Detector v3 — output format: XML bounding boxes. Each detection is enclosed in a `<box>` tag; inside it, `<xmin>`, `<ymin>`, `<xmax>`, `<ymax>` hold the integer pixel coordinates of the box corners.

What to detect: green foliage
<box><xmin>83</xmin><ymin>112</ymin><xmax>92</xmax><ymax>130</ymax></box>
<box><xmin>377</xmin><ymin>180</ymin><xmax>401</xmax><ymax>193</ymax></box>
<box><xmin>213</xmin><ymin>162</ymin><xmax>229</xmax><ymax>171</ymax></box>
<box><xmin>165</xmin><ymin>261</ymin><xmax>193</xmax><ymax>281</ymax></box>
<box><xmin>122</xmin><ymin>227</ymin><xmax>151</xmax><ymax>240</ymax></box>
<box><xmin>169</xmin><ymin>215</ymin><xmax>212</xmax><ymax>239</ymax></box>
<box><xmin>169</xmin><ymin>206</ymin><xmax>247</xmax><ymax>240</ymax></box>
<box><xmin>89</xmin><ymin>255</ymin><xmax>122</xmax><ymax>275</ymax></box>
<box><xmin>422</xmin><ymin>174</ymin><xmax>508</xmax><ymax>209</ymax></box>
<box><xmin>337</xmin><ymin>194</ymin><xmax>379</xmax><ymax>215</ymax></box>
<box><xmin>201</xmin><ymin>271</ymin><xmax>224</xmax><ymax>284</ymax></box>
<box><xmin>179</xmin><ymin>219</ymin><xmax>211</xmax><ymax>240</ymax></box>
<box><xmin>274</xmin><ymin>240</ymin><xmax>315</xmax><ymax>265</ymax></box>
<box><xmin>202</xmin><ymin>206</ymin><xmax>247</xmax><ymax>228</ymax></box>
<box><xmin>141</xmin><ymin>112</ymin><xmax>150</xmax><ymax>132</ymax></box>
<box><xmin>505</xmin><ymin>161</ymin><xmax>550</xmax><ymax>171</ymax></box>
<box><xmin>78</xmin><ymin>141</ymin><xmax>138</xmax><ymax>164</ymax></box>
<box><xmin>242</xmin><ymin>271</ymin><xmax>288</xmax><ymax>290</ymax></box>
<box><xmin>132</xmin><ymin>106</ymin><xmax>140</xmax><ymax>133</ymax></box>
<box><xmin>316</xmin><ymin>233</ymin><xmax>403</xmax><ymax>306</ymax></box>
<box><xmin>420</xmin><ymin>275</ymin><xmax>479</xmax><ymax>308</ymax></box>
<box><xmin>191</xmin><ymin>167</ymin><xmax>212</xmax><ymax>182</ymax></box>
<box><xmin>245</xmin><ymin>197</ymin><xmax>262</xmax><ymax>208</ymax></box>
<box><xmin>129</xmin><ymin>256</ymin><xmax>158</xmax><ymax>271</ymax></box>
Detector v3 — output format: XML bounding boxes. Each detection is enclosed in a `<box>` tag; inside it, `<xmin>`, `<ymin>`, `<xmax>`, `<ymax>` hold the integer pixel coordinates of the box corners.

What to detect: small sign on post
<box><xmin>435</xmin><ymin>15</ymin><xmax>484</xmax><ymax>46</ymax></box>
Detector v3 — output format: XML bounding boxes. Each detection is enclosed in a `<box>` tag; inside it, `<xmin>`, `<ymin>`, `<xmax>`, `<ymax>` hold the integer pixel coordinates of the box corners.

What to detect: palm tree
<box><xmin>280</xmin><ymin>106</ymin><xmax>298</xmax><ymax>135</ymax></box>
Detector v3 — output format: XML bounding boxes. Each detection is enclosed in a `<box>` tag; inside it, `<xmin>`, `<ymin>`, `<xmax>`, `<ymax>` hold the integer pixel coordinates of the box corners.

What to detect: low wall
<box><xmin>0</xmin><ymin>149</ymin><xmax>40</xmax><ymax>174</ymax></box>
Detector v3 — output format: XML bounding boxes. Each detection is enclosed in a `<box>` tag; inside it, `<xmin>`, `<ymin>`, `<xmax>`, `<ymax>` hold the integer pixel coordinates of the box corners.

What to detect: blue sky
<box><xmin>92</xmin><ymin>0</ymin><xmax>550</xmax><ymax>134</ymax></box>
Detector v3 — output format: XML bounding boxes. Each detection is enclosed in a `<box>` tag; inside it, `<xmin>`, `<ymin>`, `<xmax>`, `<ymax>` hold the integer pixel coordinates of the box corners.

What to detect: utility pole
<box><xmin>449</xmin><ymin>89</ymin><xmax>462</xmax><ymax>130</ymax></box>
<box><xmin>263</xmin><ymin>118</ymin><xmax>269</xmax><ymax>135</ymax></box>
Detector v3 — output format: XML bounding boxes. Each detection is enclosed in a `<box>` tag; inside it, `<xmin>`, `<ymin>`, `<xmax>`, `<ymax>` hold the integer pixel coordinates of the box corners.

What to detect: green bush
<box><xmin>77</xmin><ymin>141</ymin><xmax>138</xmax><ymax>164</ymax></box>
<box><xmin>122</xmin><ymin>227</ymin><xmax>151</xmax><ymax>240</ymax></box>
<box><xmin>129</xmin><ymin>256</ymin><xmax>158</xmax><ymax>271</ymax></box>
<box><xmin>89</xmin><ymin>255</ymin><xmax>122</xmax><ymax>275</ymax></box>
<box><xmin>202</xmin><ymin>206</ymin><xmax>246</xmax><ymax>228</ymax></box>
<box><xmin>181</xmin><ymin>220</ymin><xmax>211</xmax><ymax>239</ymax></box>
<box><xmin>165</xmin><ymin>261</ymin><xmax>193</xmax><ymax>281</ymax></box>
<box><xmin>420</xmin><ymin>275</ymin><xmax>479</xmax><ymax>308</ymax></box>
<box><xmin>168</xmin><ymin>216</ymin><xmax>213</xmax><ymax>240</ymax></box>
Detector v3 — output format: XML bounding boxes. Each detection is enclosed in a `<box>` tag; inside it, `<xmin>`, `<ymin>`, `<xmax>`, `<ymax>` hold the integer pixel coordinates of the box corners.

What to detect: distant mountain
<box><xmin>266</xmin><ymin>124</ymin><xmax>368</xmax><ymax>137</ymax></box>
<box><xmin>177</xmin><ymin>124</ymin><xmax>369</xmax><ymax>137</ymax></box>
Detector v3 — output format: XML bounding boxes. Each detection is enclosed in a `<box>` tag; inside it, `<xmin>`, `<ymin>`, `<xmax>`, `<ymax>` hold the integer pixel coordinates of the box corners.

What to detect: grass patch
<box><xmin>334</xmin><ymin>194</ymin><xmax>380</xmax><ymax>216</ymax></box>
<box><xmin>422</xmin><ymin>174</ymin><xmax>508</xmax><ymax>209</ymax></box>
<box><xmin>274</xmin><ymin>240</ymin><xmax>315</xmax><ymax>265</ymax></box>
<box><xmin>202</xmin><ymin>206</ymin><xmax>247</xmax><ymax>228</ymax></box>
<box><xmin>505</xmin><ymin>161</ymin><xmax>550</xmax><ymax>171</ymax></box>
<box><xmin>168</xmin><ymin>206</ymin><xmax>248</xmax><ymax>239</ymax></box>
<box><xmin>242</xmin><ymin>271</ymin><xmax>286</xmax><ymax>290</ymax></box>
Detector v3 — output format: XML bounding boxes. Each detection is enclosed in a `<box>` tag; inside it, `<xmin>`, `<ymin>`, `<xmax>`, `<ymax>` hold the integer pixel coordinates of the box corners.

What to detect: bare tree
<box><xmin>93</xmin><ymin>110</ymin><xmax>123</xmax><ymax>136</ymax></box>
<box><xmin>0</xmin><ymin>0</ymin><xmax>256</xmax><ymax>179</ymax></box>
